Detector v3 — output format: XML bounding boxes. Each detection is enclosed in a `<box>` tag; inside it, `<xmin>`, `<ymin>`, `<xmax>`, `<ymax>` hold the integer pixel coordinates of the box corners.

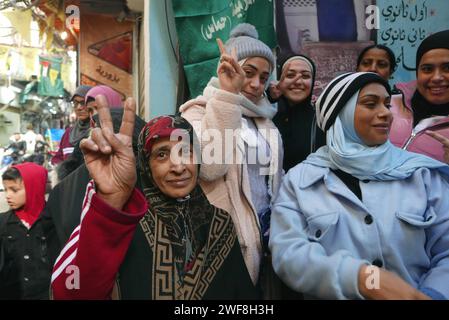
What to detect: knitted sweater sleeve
<box><xmin>51</xmin><ymin>181</ymin><xmax>148</xmax><ymax>299</ymax></box>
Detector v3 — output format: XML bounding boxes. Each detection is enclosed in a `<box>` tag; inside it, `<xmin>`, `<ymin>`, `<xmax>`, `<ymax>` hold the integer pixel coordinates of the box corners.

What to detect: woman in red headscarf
<box><xmin>51</xmin><ymin>98</ymin><xmax>258</xmax><ymax>300</ymax></box>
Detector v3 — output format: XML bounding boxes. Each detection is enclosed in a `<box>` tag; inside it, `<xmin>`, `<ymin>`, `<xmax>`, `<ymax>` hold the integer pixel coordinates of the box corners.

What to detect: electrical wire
<box><xmin>165</xmin><ymin>0</ymin><xmax>178</xmax><ymax>63</ymax></box>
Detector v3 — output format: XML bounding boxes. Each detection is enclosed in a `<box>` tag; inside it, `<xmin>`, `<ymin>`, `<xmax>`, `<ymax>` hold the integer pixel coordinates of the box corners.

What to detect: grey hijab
<box><xmin>69</xmin><ymin>119</ymin><xmax>90</xmax><ymax>146</ymax></box>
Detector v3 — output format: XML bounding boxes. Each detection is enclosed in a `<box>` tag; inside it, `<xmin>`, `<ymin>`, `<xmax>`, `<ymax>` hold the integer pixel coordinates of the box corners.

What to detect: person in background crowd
<box><xmin>389</xmin><ymin>30</ymin><xmax>449</xmax><ymax>163</ymax></box>
<box><xmin>85</xmin><ymin>85</ymin><xmax>123</xmax><ymax>116</ymax></box>
<box><xmin>51</xmin><ymin>100</ymin><xmax>258</xmax><ymax>299</ymax></box>
<box><xmin>356</xmin><ymin>44</ymin><xmax>397</xmax><ymax>81</ymax></box>
<box><xmin>23</xmin><ymin>124</ymin><xmax>37</xmax><ymax>156</ymax></box>
<box><xmin>270</xmin><ymin>72</ymin><xmax>449</xmax><ymax>300</ymax></box>
<box><xmin>0</xmin><ymin>163</ymin><xmax>60</xmax><ymax>299</ymax></box>
<box><xmin>269</xmin><ymin>53</ymin><xmax>325</xmax><ymax>172</ymax></box>
<box><xmin>54</xmin><ymin>85</ymin><xmax>122</xmax><ymax>182</ymax></box>
<box><xmin>179</xmin><ymin>23</ymin><xmax>284</xmax><ymax>298</ymax></box>
<box><xmin>51</xmin><ymin>85</ymin><xmax>92</xmax><ymax>165</ymax></box>
<box><xmin>4</xmin><ymin>133</ymin><xmax>26</xmax><ymax>164</ymax></box>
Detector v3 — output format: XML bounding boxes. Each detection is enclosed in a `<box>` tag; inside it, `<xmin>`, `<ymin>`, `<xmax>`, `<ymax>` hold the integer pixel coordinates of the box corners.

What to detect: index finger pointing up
<box><xmin>120</xmin><ymin>97</ymin><xmax>136</xmax><ymax>137</ymax></box>
<box><xmin>426</xmin><ymin>131</ymin><xmax>449</xmax><ymax>147</ymax></box>
<box><xmin>96</xmin><ymin>95</ymin><xmax>113</xmax><ymax>132</ymax></box>
<box><xmin>217</xmin><ymin>38</ymin><xmax>226</xmax><ymax>55</ymax></box>
<box><xmin>231</xmin><ymin>47</ymin><xmax>238</xmax><ymax>62</ymax></box>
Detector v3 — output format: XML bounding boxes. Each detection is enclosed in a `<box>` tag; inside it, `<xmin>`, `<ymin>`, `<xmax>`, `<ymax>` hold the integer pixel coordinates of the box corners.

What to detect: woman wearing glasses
<box><xmin>51</xmin><ymin>85</ymin><xmax>92</xmax><ymax>165</ymax></box>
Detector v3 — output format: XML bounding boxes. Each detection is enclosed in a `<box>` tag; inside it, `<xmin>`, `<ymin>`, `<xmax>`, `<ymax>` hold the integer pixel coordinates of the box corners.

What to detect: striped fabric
<box><xmin>315</xmin><ymin>72</ymin><xmax>391</xmax><ymax>131</ymax></box>
<box><xmin>62</xmin><ymin>147</ymin><xmax>74</xmax><ymax>156</ymax></box>
<box><xmin>51</xmin><ymin>180</ymin><xmax>96</xmax><ymax>283</ymax></box>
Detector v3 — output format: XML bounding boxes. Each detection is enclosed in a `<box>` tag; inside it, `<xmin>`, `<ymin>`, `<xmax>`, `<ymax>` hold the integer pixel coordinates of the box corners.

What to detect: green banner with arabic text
<box><xmin>172</xmin><ymin>0</ymin><xmax>276</xmax><ymax>99</ymax></box>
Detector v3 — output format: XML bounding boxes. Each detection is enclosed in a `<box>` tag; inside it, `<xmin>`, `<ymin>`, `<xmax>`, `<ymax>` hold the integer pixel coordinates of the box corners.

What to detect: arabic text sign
<box><xmin>378</xmin><ymin>0</ymin><xmax>449</xmax><ymax>83</ymax></box>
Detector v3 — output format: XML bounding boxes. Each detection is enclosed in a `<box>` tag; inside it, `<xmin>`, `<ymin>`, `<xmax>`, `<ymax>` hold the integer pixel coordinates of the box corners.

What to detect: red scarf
<box><xmin>12</xmin><ymin>163</ymin><xmax>47</xmax><ymax>227</ymax></box>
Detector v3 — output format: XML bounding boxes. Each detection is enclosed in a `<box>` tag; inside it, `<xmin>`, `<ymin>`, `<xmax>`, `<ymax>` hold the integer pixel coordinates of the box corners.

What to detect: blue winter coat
<box><xmin>270</xmin><ymin>163</ymin><xmax>449</xmax><ymax>299</ymax></box>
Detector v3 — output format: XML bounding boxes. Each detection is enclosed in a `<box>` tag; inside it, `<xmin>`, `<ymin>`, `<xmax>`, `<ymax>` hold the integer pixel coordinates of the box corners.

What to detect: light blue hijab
<box><xmin>304</xmin><ymin>90</ymin><xmax>449</xmax><ymax>181</ymax></box>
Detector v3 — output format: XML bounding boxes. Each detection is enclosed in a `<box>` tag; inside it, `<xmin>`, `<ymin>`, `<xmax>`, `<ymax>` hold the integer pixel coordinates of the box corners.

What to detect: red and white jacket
<box><xmin>51</xmin><ymin>127</ymin><xmax>74</xmax><ymax>165</ymax></box>
<box><xmin>51</xmin><ymin>181</ymin><xmax>148</xmax><ymax>299</ymax></box>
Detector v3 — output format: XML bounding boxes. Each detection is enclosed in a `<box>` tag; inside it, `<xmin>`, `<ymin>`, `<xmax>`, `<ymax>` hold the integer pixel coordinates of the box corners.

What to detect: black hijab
<box><xmin>412</xmin><ymin>30</ymin><xmax>449</xmax><ymax>125</ymax></box>
<box><xmin>415</xmin><ymin>30</ymin><xmax>449</xmax><ymax>72</ymax></box>
<box><xmin>273</xmin><ymin>53</ymin><xmax>325</xmax><ymax>170</ymax></box>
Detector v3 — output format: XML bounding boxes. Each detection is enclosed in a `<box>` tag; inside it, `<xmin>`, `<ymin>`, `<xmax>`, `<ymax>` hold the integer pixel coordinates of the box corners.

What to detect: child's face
<box><xmin>3</xmin><ymin>179</ymin><xmax>26</xmax><ymax>210</ymax></box>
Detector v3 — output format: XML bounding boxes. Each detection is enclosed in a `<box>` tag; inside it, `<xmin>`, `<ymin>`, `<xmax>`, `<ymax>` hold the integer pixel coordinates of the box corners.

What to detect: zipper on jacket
<box><xmin>239</xmin><ymin>142</ymin><xmax>262</xmax><ymax>239</ymax></box>
<box><xmin>402</xmin><ymin>120</ymin><xmax>449</xmax><ymax>150</ymax></box>
<box><xmin>402</xmin><ymin>130</ymin><xmax>417</xmax><ymax>150</ymax></box>
<box><xmin>239</xmin><ymin>119</ymin><xmax>263</xmax><ymax>234</ymax></box>
<box><xmin>240</xmin><ymin>162</ymin><xmax>261</xmax><ymax>230</ymax></box>
<box><xmin>239</xmin><ymin>145</ymin><xmax>265</xmax><ymax>256</ymax></box>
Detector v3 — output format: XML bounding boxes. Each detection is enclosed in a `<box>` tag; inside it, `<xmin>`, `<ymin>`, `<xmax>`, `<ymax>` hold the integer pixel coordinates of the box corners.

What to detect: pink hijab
<box><xmin>84</xmin><ymin>85</ymin><xmax>123</xmax><ymax>108</ymax></box>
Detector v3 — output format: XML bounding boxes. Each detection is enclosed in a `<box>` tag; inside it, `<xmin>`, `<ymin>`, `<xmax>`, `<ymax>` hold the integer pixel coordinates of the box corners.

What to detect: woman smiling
<box><xmin>270</xmin><ymin>72</ymin><xmax>449</xmax><ymax>300</ymax></box>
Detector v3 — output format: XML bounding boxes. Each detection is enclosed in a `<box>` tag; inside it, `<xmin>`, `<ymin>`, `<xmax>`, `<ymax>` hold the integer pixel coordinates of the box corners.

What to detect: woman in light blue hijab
<box><xmin>306</xmin><ymin>72</ymin><xmax>449</xmax><ymax>180</ymax></box>
<box><xmin>270</xmin><ymin>72</ymin><xmax>449</xmax><ymax>300</ymax></box>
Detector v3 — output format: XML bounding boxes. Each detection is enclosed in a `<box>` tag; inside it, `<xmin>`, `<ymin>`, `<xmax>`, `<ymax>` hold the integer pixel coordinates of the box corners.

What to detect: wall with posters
<box><xmin>377</xmin><ymin>0</ymin><xmax>449</xmax><ymax>84</ymax></box>
<box><xmin>276</xmin><ymin>0</ymin><xmax>449</xmax><ymax>96</ymax></box>
<box><xmin>79</xmin><ymin>13</ymin><xmax>134</xmax><ymax>100</ymax></box>
<box><xmin>276</xmin><ymin>0</ymin><xmax>375</xmax><ymax>98</ymax></box>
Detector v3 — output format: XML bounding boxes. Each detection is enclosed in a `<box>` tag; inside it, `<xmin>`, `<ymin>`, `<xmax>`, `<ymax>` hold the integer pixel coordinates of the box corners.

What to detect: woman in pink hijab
<box><xmin>84</xmin><ymin>85</ymin><xmax>123</xmax><ymax>115</ymax></box>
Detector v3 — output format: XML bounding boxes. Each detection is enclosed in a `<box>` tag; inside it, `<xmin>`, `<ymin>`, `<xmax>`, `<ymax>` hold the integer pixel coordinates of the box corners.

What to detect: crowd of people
<box><xmin>1</xmin><ymin>24</ymin><xmax>449</xmax><ymax>300</ymax></box>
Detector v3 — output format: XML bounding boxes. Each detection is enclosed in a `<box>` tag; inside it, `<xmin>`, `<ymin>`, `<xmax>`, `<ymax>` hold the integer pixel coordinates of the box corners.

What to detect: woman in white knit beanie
<box><xmin>180</xmin><ymin>23</ymin><xmax>283</xmax><ymax>298</ymax></box>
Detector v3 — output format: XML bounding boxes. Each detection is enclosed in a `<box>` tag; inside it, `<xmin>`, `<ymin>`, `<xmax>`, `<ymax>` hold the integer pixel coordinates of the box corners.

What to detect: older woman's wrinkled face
<box><xmin>354</xmin><ymin>83</ymin><xmax>393</xmax><ymax>146</ymax></box>
<box><xmin>278</xmin><ymin>59</ymin><xmax>313</xmax><ymax>104</ymax></box>
<box><xmin>241</xmin><ymin>57</ymin><xmax>271</xmax><ymax>103</ymax></box>
<box><xmin>149</xmin><ymin>137</ymin><xmax>198</xmax><ymax>199</ymax></box>
<box><xmin>417</xmin><ymin>48</ymin><xmax>449</xmax><ymax>105</ymax></box>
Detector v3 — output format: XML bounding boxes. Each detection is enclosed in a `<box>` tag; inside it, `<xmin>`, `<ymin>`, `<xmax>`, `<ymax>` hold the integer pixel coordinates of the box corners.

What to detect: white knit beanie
<box><xmin>224</xmin><ymin>23</ymin><xmax>275</xmax><ymax>71</ymax></box>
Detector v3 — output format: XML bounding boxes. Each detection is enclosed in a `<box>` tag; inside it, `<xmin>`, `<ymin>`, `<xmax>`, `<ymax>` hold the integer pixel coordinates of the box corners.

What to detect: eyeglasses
<box><xmin>73</xmin><ymin>100</ymin><xmax>86</xmax><ymax>108</ymax></box>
